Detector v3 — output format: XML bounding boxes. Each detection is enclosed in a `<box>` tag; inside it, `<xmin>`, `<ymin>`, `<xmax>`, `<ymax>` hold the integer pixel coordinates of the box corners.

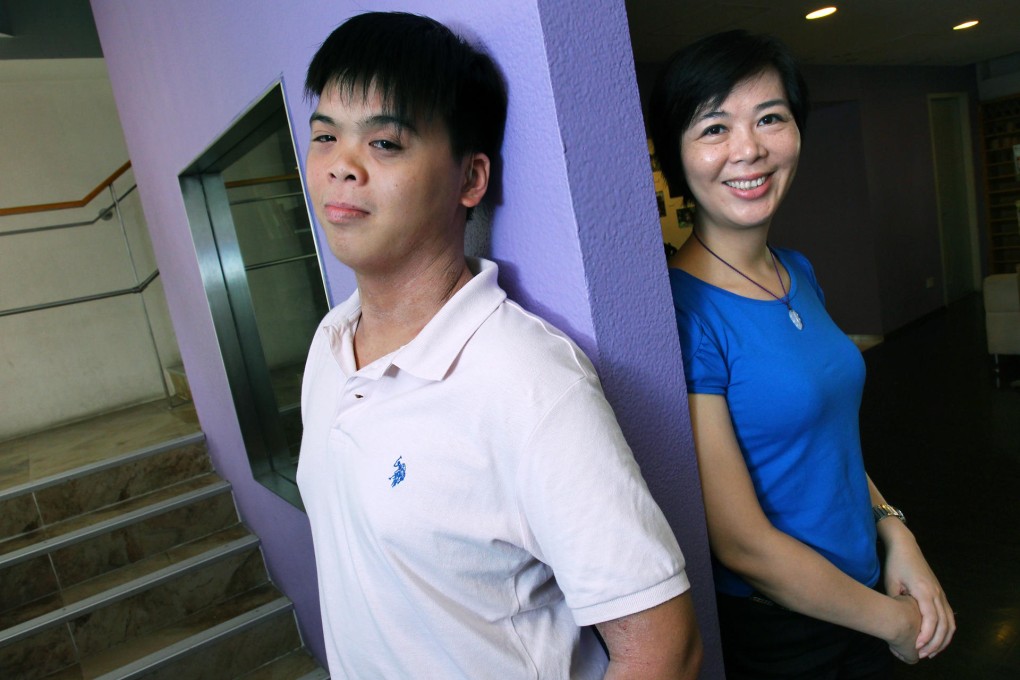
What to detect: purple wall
<box><xmin>91</xmin><ymin>0</ymin><xmax>719</xmax><ymax>675</ymax></box>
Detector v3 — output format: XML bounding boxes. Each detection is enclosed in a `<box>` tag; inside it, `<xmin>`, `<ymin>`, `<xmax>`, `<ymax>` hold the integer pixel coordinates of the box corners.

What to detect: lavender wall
<box><xmin>90</xmin><ymin>0</ymin><xmax>718</xmax><ymax>674</ymax></box>
<box><xmin>536</xmin><ymin>0</ymin><xmax>719</xmax><ymax>666</ymax></box>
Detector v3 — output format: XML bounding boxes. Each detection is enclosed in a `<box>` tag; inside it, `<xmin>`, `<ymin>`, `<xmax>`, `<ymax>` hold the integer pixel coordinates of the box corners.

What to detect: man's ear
<box><xmin>460</xmin><ymin>152</ymin><xmax>490</xmax><ymax>209</ymax></box>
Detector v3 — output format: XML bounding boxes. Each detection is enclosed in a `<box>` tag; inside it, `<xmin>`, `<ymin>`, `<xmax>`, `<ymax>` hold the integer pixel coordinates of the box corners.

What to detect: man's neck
<box><xmin>353</xmin><ymin>253</ymin><xmax>473</xmax><ymax>369</ymax></box>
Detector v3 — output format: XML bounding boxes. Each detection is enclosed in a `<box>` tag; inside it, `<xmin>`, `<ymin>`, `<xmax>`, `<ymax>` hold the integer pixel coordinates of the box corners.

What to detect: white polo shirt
<box><xmin>297</xmin><ymin>258</ymin><xmax>690</xmax><ymax>679</ymax></box>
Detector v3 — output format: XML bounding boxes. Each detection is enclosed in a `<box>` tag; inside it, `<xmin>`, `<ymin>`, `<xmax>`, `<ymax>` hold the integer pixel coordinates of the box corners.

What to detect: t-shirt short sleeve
<box><xmin>674</xmin><ymin>305</ymin><xmax>728</xmax><ymax>396</ymax></box>
<box><xmin>515</xmin><ymin>377</ymin><xmax>689</xmax><ymax>627</ymax></box>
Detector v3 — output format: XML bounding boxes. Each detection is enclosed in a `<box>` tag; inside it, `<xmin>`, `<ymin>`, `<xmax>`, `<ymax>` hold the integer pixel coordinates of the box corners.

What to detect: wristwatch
<box><xmin>872</xmin><ymin>503</ymin><xmax>906</xmax><ymax>524</ymax></box>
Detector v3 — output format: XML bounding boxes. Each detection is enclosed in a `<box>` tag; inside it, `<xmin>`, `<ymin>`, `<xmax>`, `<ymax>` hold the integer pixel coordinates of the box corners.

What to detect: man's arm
<box><xmin>595</xmin><ymin>593</ymin><xmax>702</xmax><ymax>680</ymax></box>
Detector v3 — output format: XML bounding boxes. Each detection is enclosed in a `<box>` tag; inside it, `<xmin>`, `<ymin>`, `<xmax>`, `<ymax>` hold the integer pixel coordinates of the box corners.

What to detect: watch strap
<box><xmin>872</xmin><ymin>503</ymin><xmax>906</xmax><ymax>524</ymax></box>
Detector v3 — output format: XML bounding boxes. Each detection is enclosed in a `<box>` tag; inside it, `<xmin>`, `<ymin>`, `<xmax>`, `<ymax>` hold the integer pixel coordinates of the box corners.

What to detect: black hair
<box><xmin>648</xmin><ymin>30</ymin><xmax>809</xmax><ymax>202</ymax></box>
<box><xmin>305</xmin><ymin>12</ymin><xmax>507</xmax><ymax>164</ymax></box>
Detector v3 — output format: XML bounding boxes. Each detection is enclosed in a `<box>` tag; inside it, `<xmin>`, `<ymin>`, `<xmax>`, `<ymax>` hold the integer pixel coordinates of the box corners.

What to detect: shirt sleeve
<box><xmin>675</xmin><ymin>305</ymin><xmax>728</xmax><ymax>396</ymax></box>
<box><xmin>515</xmin><ymin>377</ymin><xmax>690</xmax><ymax>627</ymax></box>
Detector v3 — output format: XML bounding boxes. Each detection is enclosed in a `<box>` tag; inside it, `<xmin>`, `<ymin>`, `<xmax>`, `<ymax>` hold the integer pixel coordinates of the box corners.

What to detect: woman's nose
<box><xmin>729</xmin><ymin>125</ymin><xmax>765</xmax><ymax>163</ymax></box>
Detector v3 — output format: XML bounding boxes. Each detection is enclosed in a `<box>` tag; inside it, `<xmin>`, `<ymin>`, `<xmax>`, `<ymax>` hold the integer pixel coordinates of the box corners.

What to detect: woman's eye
<box><xmin>703</xmin><ymin>124</ymin><xmax>726</xmax><ymax>136</ymax></box>
<box><xmin>759</xmin><ymin>113</ymin><xmax>786</xmax><ymax>126</ymax></box>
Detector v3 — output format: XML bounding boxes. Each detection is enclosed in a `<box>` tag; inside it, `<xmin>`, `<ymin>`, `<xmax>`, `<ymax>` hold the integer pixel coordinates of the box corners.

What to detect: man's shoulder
<box><xmin>472</xmin><ymin>297</ymin><xmax>598</xmax><ymax>384</ymax></box>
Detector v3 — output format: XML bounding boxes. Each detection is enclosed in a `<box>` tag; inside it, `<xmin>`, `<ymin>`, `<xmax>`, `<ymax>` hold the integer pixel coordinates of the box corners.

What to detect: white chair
<box><xmin>983</xmin><ymin>266</ymin><xmax>1020</xmax><ymax>386</ymax></box>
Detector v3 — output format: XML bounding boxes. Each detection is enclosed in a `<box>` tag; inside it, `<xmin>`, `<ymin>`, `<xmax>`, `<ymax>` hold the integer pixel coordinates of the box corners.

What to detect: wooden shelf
<box><xmin>980</xmin><ymin>94</ymin><xmax>1020</xmax><ymax>274</ymax></box>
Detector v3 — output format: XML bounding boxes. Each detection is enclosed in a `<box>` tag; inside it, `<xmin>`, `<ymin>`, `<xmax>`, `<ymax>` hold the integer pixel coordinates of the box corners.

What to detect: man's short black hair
<box><xmin>305</xmin><ymin>12</ymin><xmax>507</xmax><ymax>164</ymax></box>
<box><xmin>649</xmin><ymin>30</ymin><xmax>809</xmax><ymax>202</ymax></box>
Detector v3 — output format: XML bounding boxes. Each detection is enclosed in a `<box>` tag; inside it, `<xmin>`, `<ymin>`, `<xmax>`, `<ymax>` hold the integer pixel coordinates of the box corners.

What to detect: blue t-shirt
<box><xmin>669</xmin><ymin>248</ymin><xmax>879</xmax><ymax>597</ymax></box>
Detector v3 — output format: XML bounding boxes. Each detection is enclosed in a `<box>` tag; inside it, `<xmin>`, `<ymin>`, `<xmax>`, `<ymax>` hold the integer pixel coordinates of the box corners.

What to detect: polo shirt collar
<box><xmin>325</xmin><ymin>258</ymin><xmax>507</xmax><ymax>382</ymax></box>
<box><xmin>391</xmin><ymin>257</ymin><xmax>506</xmax><ymax>381</ymax></box>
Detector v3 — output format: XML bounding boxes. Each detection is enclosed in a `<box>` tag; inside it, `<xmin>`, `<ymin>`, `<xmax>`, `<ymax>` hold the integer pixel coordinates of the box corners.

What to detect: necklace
<box><xmin>691</xmin><ymin>229</ymin><xmax>803</xmax><ymax>330</ymax></box>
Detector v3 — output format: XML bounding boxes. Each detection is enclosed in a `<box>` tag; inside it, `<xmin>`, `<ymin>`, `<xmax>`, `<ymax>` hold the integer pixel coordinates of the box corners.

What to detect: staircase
<box><xmin>0</xmin><ymin>405</ymin><xmax>327</xmax><ymax>679</ymax></box>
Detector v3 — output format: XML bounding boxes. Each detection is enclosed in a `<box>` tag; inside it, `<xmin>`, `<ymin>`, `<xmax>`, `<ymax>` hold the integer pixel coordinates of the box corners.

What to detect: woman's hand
<box><xmin>885</xmin><ymin>595</ymin><xmax>922</xmax><ymax>664</ymax></box>
<box><xmin>882</xmin><ymin>524</ymin><xmax>956</xmax><ymax>659</ymax></box>
<box><xmin>867</xmin><ymin>477</ymin><xmax>956</xmax><ymax>660</ymax></box>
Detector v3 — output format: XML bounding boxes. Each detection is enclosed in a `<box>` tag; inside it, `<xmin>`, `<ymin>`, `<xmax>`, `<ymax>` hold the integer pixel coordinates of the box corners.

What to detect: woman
<box><xmin>649</xmin><ymin>31</ymin><xmax>955</xmax><ymax>678</ymax></box>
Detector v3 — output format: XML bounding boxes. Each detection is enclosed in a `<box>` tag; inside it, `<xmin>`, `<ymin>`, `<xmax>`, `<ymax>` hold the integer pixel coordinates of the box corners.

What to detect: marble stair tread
<box><xmin>0</xmin><ymin>525</ymin><xmax>256</xmax><ymax>638</ymax></box>
<box><xmin>48</xmin><ymin>488</ymin><xmax>240</xmax><ymax>593</ymax></box>
<box><xmin>0</xmin><ymin>473</ymin><xmax>231</xmax><ymax>569</ymax></box>
<box><xmin>0</xmin><ymin>433</ymin><xmax>208</xmax><ymax>545</ymax></box>
<box><xmin>238</xmin><ymin>649</ymin><xmax>328</xmax><ymax>680</ymax></box>
<box><xmin>37</xmin><ymin>665</ymin><xmax>84</xmax><ymax>680</ymax></box>
<box><xmin>0</xmin><ymin>400</ymin><xmax>200</xmax><ymax>492</ymax></box>
<box><xmin>122</xmin><ymin>607</ymin><xmax>309</xmax><ymax>680</ymax></box>
<box><xmin>32</xmin><ymin>438</ymin><xmax>212</xmax><ymax>527</ymax></box>
<box><xmin>81</xmin><ymin>585</ymin><xmax>289</xmax><ymax>679</ymax></box>
<box><xmin>0</xmin><ymin>431</ymin><xmax>207</xmax><ymax>502</ymax></box>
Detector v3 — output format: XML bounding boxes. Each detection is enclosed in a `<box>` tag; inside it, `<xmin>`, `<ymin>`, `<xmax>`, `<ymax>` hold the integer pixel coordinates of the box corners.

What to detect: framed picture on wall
<box><xmin>648</xmin><ymin>138</ymin><xmax>692</xmax><ymax>251</ymax></box>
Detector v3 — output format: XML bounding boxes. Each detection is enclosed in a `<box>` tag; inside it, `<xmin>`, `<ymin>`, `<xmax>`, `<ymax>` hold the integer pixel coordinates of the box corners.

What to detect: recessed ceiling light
<box><xmin>805</xmin><ymin>7</ymin><xmax>838</xmax><ymax>20</ymax></box>
<box><xmin>952</xmin><ymin>20</ymin><xmax>979</xmax><ymax>30</ymax></box>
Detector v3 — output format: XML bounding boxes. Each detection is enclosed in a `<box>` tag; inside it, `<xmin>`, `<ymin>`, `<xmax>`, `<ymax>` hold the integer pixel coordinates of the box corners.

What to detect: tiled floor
<box><xmin>859</xmin><ymin>294</ymin><xmax>1020</xmax><ymax>679</ymax></box>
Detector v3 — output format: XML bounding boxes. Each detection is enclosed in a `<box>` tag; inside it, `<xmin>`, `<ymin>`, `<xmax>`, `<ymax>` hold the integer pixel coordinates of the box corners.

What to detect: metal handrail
<box><xmin>0</xmin><ymin>161</ymin><xmax>132</xmax><ymax>217</ymax></box>
<box><xmin>0</xmin><ymin>185</ymin><xmax>138</xmax><ymax>238</ymax></box>
<box><xmin>0</xmin><ymin>269</ymin><xmax>159</xmax><ymax>319</ymax></box>
<box><xmin>1</xmin><ymin>160</ymin><xmax>176</xmax><ymax>407</ymax></box>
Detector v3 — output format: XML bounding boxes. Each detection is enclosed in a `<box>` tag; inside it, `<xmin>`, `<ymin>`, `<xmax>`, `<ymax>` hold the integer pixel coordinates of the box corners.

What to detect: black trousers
<box><xmin>716</xmin><ymin>593</ymin><xmax>893</xmax><ymax>680</ymax></box>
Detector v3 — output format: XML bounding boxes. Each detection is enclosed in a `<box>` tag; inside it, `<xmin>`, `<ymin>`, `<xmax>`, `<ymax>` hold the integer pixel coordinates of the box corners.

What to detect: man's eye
<box><xmin>371</xmin><ymin>139</ymin><xmax>401</xmax><ymax>151</ymax></box>
<box><xmin>312</xmin><ymin>133</ymin><xmax>335</xmax><ymax>143</ymax></box>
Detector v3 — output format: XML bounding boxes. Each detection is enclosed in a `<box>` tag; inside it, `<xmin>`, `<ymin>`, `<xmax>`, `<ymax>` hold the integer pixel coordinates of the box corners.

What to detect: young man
<box><xmin>296</xmin><ymin>12</ymin><xmax>702</xmax><ymax>679</ymax></box>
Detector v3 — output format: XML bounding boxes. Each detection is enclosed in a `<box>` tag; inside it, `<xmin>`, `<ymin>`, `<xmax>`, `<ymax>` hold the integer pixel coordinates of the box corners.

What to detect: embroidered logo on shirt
<box><xmin>389</xmin><ymin>456</ymin><xmax>406</xmax><ymax>487</ymax></box>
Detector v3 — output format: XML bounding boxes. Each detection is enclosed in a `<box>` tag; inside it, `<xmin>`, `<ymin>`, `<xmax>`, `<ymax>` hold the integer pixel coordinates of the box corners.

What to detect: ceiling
<box><xmin>2</xmin><ymin>0</ymin><xmax>1017</xmax><ymax>69</ymax></box>
<box><xmin>0</xmin><ymin>0</ymin><xmax>102</xmax><ymax>61</ymax></box>
<box><xmin>626</xmin><ymin>0</ymin><xmax>1020</xmax><ymax>66</ymax></box>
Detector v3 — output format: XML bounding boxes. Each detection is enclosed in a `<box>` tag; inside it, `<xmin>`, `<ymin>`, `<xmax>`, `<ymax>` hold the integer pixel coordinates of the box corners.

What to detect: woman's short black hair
<box><xmin>305</xmin><ymin>12</ymin><xmax>507</xmax><ymax>163</ymax></box>
<box><xmin>648</xmin><ymin>30</ymin><xmax>809</xmax><ymax>202</ymax></box>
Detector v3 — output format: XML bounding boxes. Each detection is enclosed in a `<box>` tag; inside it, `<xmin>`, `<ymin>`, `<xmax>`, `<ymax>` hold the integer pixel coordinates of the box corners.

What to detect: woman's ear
<box><xmin>460</xmin><ymin>152</ymin><xmax>491</xmax><ymax>209</ymax></box>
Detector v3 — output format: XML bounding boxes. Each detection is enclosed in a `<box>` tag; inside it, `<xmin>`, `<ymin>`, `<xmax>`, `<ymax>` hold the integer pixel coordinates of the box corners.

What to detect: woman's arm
<box><xmin>867</xmin><ymin>477</ymin><xmax>956</xmax><ymax>658</ymax></box>
<box><xmin>688</xmin><ymin>393</ymin><xmax>923</xmax><ymax>662</ymax></box>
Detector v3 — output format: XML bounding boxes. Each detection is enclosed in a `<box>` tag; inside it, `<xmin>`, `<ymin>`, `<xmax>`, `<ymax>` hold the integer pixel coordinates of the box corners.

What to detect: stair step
<box><xmin>1</xmin><ymin>475</ymin><xmax>236</xmax><ymax>624</ymax></box>
<box><xmin>238</xmin><ymin>649</ymin><xmax>329</xmax><ymax>680</ymax></box>
<box><xmin>1</xmin><ymin>529</ymin><xmax>259</xmax><ymax>646</ymax></box>
<box><xmin>0</xmin><ymin>432</ymin><xmax>208</xmax><ymax>543</ymax></box>
<box><xmin>0</xmin><ymin>473</ymin><xmax>231</xmax><ymax>569</ymax></box>
<box><xmin>0</xmin><ymin>409</ymin><xmax>326</xmax><ymax>679</ymax></box>
<box><xmin>2</xmin><ymin>544</ymin><xmax>271</xmax><ymax>679</ymax></box>
<box><xmin>84</xmin><ymin>586</ymin><xmax>290</xmax><ymax>679</ymax></box>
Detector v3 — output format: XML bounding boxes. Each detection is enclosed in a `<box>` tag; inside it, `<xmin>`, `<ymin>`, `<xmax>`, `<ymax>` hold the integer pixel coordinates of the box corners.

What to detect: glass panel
<box><xmin>180</xmin><ymin>83</ymin><xmax>326</xmax><ymax>506</ymax></box>
<box><xmin>222</xmin><ymin>125</ymin><xmax>328</xmax><ymax>475</ymax></box>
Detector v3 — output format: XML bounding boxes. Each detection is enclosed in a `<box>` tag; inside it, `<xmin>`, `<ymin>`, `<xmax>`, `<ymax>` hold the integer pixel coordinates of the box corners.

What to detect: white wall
<box><xmin>0</xmin><ymin>58</ymin><xmax>180</xmax><ymax>440</ymax></box>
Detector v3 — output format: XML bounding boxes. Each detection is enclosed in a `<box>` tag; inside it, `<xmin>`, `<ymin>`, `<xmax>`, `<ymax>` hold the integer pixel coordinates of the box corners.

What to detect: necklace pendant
<box><xmin>789</xmin><ymin>308</ymin><xmax>804</xmax><ymax>330</ymax></box>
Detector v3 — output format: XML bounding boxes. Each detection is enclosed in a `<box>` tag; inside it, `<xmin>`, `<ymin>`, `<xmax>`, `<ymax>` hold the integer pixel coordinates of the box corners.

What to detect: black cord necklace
<box><xmin>691</xmin><ymin>229</ymin><xmax>803</xmax><ymax>330</ymax></box>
